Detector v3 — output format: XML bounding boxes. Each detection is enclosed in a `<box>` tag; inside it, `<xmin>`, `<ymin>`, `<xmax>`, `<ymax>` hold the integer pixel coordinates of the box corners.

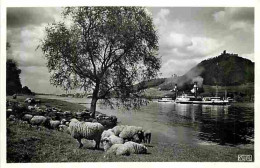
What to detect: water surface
<box><xmin>37</xmin><ymin>95</ymin><xmax>254</xmax><ymax>147</ymax></box>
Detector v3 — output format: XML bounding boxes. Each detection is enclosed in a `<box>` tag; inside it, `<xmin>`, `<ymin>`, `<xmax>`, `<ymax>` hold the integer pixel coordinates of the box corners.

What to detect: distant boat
<box><xmin>158</xmin><ymin>97</ymin><xmax>174</xmax><ymax>103</ymax></box>
<box><xmin>175</xmin><ymin>94</ymin><xmax>229</xmax><ymax>105</ymax></box>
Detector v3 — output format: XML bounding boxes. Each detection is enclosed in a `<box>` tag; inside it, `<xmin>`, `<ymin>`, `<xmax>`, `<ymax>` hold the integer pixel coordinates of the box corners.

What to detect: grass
<box><xmin>6</xmin><ymin>95</ymin><xmax>254</xmax><ymax>162</ymax></box>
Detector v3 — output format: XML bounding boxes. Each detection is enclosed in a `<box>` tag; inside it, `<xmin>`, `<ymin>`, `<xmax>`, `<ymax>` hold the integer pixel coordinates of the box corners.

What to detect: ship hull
<box><xmin>176</xmin><ymin>100</ymin><xmax>229</xmax><ymax>105</ymax></box>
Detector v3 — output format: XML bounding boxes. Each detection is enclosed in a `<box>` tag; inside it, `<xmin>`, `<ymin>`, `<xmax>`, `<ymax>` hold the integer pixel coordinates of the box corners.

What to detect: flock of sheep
<box><xmin>69</xmin><ymin>119</ymin><xmax>152</xmax><ymax>156</ymax></box>
<box><xmin>7</xmin><ymin>98</ymin><xmax>152</xmax><ymax>156</ymax></box>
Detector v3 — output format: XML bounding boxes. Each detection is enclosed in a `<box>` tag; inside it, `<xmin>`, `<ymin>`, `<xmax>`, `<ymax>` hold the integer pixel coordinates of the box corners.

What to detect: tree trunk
<box><xmin>90</xmin><ymin>96</ymin><xmax>98</xmax><ymax>118</ymax></box>
<box><xmin>90</xmin><ymin>84</ymin><xmax>99</xmax><ymax>118</ymax></box>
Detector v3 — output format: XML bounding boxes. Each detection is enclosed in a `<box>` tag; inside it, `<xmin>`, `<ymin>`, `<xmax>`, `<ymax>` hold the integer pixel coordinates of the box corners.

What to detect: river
<box><xmin>36</xmin><ymin>95</ymin><xmax>254</xmax><ymax>147</ymax></box>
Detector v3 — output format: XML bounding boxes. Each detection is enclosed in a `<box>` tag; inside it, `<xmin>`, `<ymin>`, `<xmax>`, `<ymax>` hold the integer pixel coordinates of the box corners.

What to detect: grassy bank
<box><xmin>6</xmin><ymin>96</ymin><xmax>254</xmax><ymax>162</ymax></box>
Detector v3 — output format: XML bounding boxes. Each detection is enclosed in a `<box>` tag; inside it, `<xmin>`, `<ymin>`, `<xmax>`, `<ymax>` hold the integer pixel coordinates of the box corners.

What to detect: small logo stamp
<box><xmin>238</xmin><ymin>155</ymin><xmax>253</xmax><ymax>162</ymax></box>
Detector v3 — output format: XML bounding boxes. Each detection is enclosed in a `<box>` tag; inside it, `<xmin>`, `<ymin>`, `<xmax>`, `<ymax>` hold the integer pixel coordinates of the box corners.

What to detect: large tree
<box><xmin>40</xmin><ymin>7</ymin><xmax>161</xmax><ymax>117</ymax></box>
<box><xmin>6</xmin><ymin>43</ymin><xmax>22</xmax><ymax>95</ymax></box>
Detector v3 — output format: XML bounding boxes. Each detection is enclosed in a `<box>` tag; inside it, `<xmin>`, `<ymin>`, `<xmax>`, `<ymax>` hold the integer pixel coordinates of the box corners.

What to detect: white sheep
<box><xmin>8</xmin><ymin>115</ymin><xmax>15</xmax><ymax>121</ymax></box>
<box><xmin>105</xmin><ymin>141</ymin><xmax>147</xmax><ymax>156</ymax></box>
<box><xmin>22</xmin><ymin>114</ymin><xmax>33</xmax><ymax>123</ymax></box>
<box><xmin>59</xmin><ymin>124</ymin><xmax>70</xmax><ymax>133</ymax></box>
<box><xmin>49</xmin><ymin>120</ymin><xmax>61</xmax><ymax>129</ymax></box>
<box><xmin>28</xmin><ymin>105</ymin><xmax>35</xmax><ymax>111</ymax></box>
<box><xmin>101</xmin><ymin>129</ymin><xmax>115</xmax><ymax>140</ymax></box>
<box><xmin>61</xmin><ymin>119</ymin><xmax>67</xmax><ymax>125</ymax></box>
<box><xmin>102</xmin><ymin>135</ymin><xmax>124</xmax><ymax>152</ymax></box>
<box><xmin>106</xmin><ymin>144</ymin><xmax>129</xmax><ymax>156</ymax></box>
<box><xmin>111</xmin><ymin>125</ymin><xmax>127</xmax><ymax>136</ymax></box>
<box><xmin>69</xmin><ymin>118</ymin><xmax>104</xmax><ymax>149</ymax></box>
<box><xmin>119</xmin><ymin>126</ymin><xmax>144</xmax><ymax>143</ymax></box>
<box><xmin>30</xmin><ymin>116</ymin><xmax>50</xmax><ymax>127</ymax></box>
<box><xmin>124</xmin><ymin>141</ymin><xmax>147</xmax><ymax>154</ymax></box>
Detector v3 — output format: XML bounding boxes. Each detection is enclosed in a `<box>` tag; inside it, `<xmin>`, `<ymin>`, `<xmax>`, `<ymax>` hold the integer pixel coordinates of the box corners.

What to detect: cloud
<box><xmin>186</xmin><ymin>37</ymin><xmax>224</xmax><ymax>56</ymax></box>
<box><xmin>159</xmin><ymin>31</ymin><xmax>223</xmax><ymax>61</ymax></box>
<box><xmin>7</xmin><ymin>25</ymin><xmax>47</xmax><ymax>67</ymax></box>
<box><xmin>154</xmin><ymin>8</ymin><xmax>170</xmax><ymax>26</ymax></box>
<box><xmin>160</xmin><ymin>59</ymin><xmax>197</xmax><ymax>77</ymax></box>
<box><xmin>213</xmin><ymin>7</ymin><xmax>254</xmax><ymax>32</ymax></box>
<box><xmin>152</xmin><ymin>8</ymin><xmax>226</xmax><ymax>77</ymax></box>
<box><xmin>7</xmin><ymin>7</ymin><xmax>62</xmax><ymax>28</ymax></box>
<box><xmin>160</xmin><ymin>32</ymin><xmax>192</xmax><ymax>49</ymax></box>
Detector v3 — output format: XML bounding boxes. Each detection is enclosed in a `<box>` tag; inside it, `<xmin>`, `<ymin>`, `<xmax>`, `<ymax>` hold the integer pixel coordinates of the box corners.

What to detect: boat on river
<box><xmin>158</xmin><ymin>97</ymin><xmax>174</xmax><ymax>103</ymax></box>
<box><xmin>175</xmin><ymin>94</ymin><xmax>229</xmax><ymax>105</ymax></box>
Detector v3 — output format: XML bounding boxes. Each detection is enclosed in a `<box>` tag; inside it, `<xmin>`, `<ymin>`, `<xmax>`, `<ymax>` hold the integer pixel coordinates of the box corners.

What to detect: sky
<box><xmin>6</xmin><ymin>7</ymin><xmax>254</xmax><ymax>94</ymax></box>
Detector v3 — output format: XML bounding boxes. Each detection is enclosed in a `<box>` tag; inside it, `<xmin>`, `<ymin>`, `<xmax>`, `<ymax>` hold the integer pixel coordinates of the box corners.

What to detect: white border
<box><xmin>1</xmin><ymin>0</ymin><xmax>259</xmax><ymax>168</ymax></box>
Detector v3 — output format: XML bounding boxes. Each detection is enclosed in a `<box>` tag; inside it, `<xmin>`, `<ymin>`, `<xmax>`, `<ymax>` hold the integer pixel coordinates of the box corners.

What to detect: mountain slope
<box><xmin>159</xmin><ymin>51</ymin><xmax>254</xmax><ymax>90</ymax></box>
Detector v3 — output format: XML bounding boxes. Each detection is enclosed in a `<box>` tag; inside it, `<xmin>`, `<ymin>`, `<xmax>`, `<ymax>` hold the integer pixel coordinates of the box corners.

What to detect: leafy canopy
<box><xmin>41</xmin><ymin>7</ymin><xmax>161</xmax><ymax>109</ymax></box>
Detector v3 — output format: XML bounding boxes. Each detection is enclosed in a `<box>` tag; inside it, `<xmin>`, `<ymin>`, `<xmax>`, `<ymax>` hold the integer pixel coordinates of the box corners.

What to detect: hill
<box><xmin>159</xmin><ymin>51</ymin><xmax>254</xmax><ymax>90</ymax></box>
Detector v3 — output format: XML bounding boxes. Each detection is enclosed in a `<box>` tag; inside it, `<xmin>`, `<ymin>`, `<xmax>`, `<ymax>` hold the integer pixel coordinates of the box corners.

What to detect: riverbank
<box><xmin>6</xmin><ymin>96</ymin><xmax>254</xmax><ymax>162</ymax></box>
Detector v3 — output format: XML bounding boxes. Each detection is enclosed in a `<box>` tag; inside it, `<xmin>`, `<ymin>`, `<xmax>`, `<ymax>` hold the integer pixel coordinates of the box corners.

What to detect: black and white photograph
<box><xmin>1</xmin><ymin>0</ymin><xmax>259</xmax><ymax>167</ymax></box>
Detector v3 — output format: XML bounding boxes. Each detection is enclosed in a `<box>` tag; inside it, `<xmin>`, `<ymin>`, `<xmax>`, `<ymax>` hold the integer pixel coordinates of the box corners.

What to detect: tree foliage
<box><xmin>6</xmin><ymin>43</ymin><xmax>22</xmax><ymax>95</ymax></box>
<box><xmin>6</xmin><ymin>59</ymin><xmax>22</xmax><ymax>95</ymax></box>
<box><xmin>40</xmin><ymin>7</ymin><xmax>161</xmax><ymax>116</ymax></box>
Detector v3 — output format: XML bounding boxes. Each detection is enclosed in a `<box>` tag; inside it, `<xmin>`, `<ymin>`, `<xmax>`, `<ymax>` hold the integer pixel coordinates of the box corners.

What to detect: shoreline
<box><xmin>6</xmin><ymin>95</ymin><xmax>254</xmax><ymax>162</ymax></box>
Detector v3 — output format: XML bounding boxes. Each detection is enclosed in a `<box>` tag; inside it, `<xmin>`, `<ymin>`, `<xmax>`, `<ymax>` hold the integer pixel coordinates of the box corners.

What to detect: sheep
<box><xmin>106</xmin><ymin>144</ymin><xmax>129</xmax><ymax>156</ymax></box>
<box><xmin>61</xmin><ymin>119</ymin><xmax>67</xmax><ymax>125</ymax></box>
<box><xmin>124</xmin><ymin>141</ymin><xmax>147</xmax><ymax>154</ymax></box>
<box><xmin>49</xmin><ymin>120</ymin><xmax>61</xmax><ymax>129</ymax></box>
<box><xmin>30</xmin><ymin>116</ymin><xmax>50</xmax><ymax>128</ymax></box>
<box><xmin>101</xmin><ymin>129</ymin><xmax>115</xmax><ymax>140</ymax></box>
<box><xmin>119</xmin><ymin>126</ymin><xmax>144</xmax><ymax>143</ymax></box>
<box><xmin>8</xmin><ymin>115</ymin><xmax>15</xmax><ymax>121</ymax></box>
<box><xmin>105</xmin><ymin>141</ymin><xmax>147</xmax><ymax>156</ymax></box>
<box><xmin>22</xmin><ymin>114</ymin><xmax>33</xmax><ymax>123</ymax></box>
<box><xmin>65</xmin><ymin>121</ymin><xmax>70</xmax><ymax>126</ymax></box>
<box><xmin>69</xmin><ymin>118</ymin><xmax>104</xmax><ymax>149</ymax></box>
<box><xmin>59</xmin><ymin>125</ymin><xmax>70</xmax><ymax>133</ymax></box>
<box><xmin>28</xmin><ymin>105</ymin><xmax>35</xmax><ymax>111</ymax></box>
<box><xmin>108</xmin><ymin>135</ymin><xmax>124</xmax><ymax>145</ymax></box>
<box><xmin>143</xmin><ymin>130</ymin><xmax>152</xmax><ymax>144</ymax></box>
<box><xmin>102</xmin><ymin>135</ymin><xmax>124</xmax><ymax>151</ymax></box>
<box><xmin>112</xmin><ymin>125</ymin><xmax>127</xmax><ymax>136</ymax></box>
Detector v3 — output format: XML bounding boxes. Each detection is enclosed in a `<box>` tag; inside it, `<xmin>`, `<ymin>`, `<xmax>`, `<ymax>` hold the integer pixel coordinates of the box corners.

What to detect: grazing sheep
<box><xmin>109</xmin><ymin>135</ymin><xmax>124</xmax><ymax>145</ymax></box>
<box><xmin>69</xmin><ymin>118</ymin><xmax>104</xmax><ymax>149</ymax></box>
<box><xmin>49</xmin><ymin>120</ymin><xmax>61</xmax><ymax>129</ymax></box>
<box><xmin>22</xmin><ymin>114</ymin><xmax>33</xmax><ymax>123</ymax></box>
<box><xmin>59</xmin><ymin>125</ymin><xmax>70</xmax><ymax>133</ymax></box>
<box><xmin>106</xmin><ymin>144</ymin><xmax>129</xmax><ymax>156</ymax></box>
<box><xmin>61</xmin><ymin>119</ymin><xmax>67</xmax><ymax>125</ymax></box>
<box><xmin>8</xmin><ymin>115</ymin><xmax>15</xmax><ymax>121</ymax></box>
<box><xmin>28</xmin><ymin>105</ymin><xmax>35</xmax><ymax>111</ymax></box>
<box><xmin>25</xmin><ymin>98</ymin><xmax>35</xmax><ymax>104</ymax></box>
<box><xmin>119</xmin><ymin>126</ymin><xmax>144</xmax><ymax>142</ymax></box>
<box><xmin>105</xmin><ymin>141</ymin><xmax>147</xmax><ymax>156</ymax></box>
<box><xmin>102</xmin><ymin>135</ymin><xmax>124</xmax><ymax>151</ymax></box>
<box><xmin>65</xmin><ymin>121</ymin><xmax>70</xmax><ymax>126</ymax></box>
<box><xmin>124</xmin><ymin>141</ymin><xmax>147</xmax><ymax>154</ymax></box>
<box><xmin>101</xmin><ymin>129</ymin><xmax>115</xmax><ymax>140</ymax></box>
<box><xmin>112</xmin><ymin>125</ymin><xmax>127</xmax><ymax>136</ymax></box>
<box><xmin>144</xmin><ymin>130</ymin><xmax>152</xmax><ymax>144</ymax></box>
<box><xmin>30</xmin><ymin>116</ymin><xmax>50</xmax><ymax>128</ymax></box>
<box><xmin>64</xmin><ymin>111</ymin><xmax>72</xmax><ymax>115</ymax></box>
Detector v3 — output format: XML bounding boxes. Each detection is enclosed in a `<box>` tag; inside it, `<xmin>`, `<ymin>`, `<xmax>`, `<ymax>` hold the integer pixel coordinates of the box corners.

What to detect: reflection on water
<box><xmin>163</xmin><ymin>103</ymin><xmax>254</xmax><ymax>146</ymax></box>
<box><xmin>198</xmin><ymin>105</ymin><xmax>254</xmax><ymax>145</ymax></box>
<box><xmin>37</xmin><ymin>95</ymin><xmax>254</xmax><ymax>146</ymax></box>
